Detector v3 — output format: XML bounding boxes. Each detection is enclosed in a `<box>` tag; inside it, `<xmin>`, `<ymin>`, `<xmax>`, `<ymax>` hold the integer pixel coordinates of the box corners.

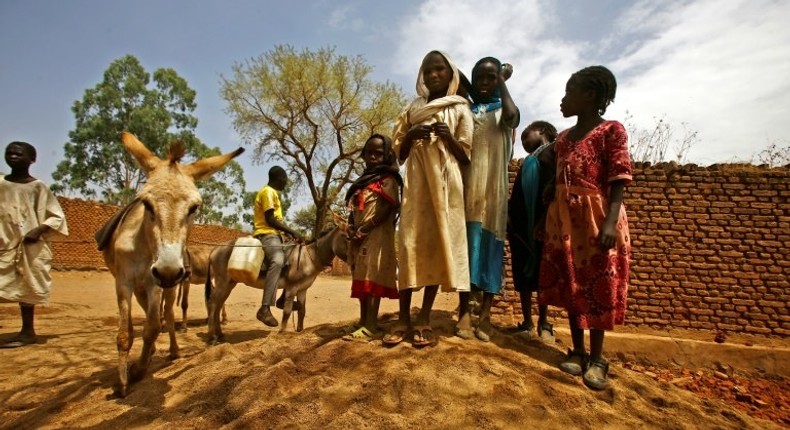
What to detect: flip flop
<box><xmin>342</xmin><ymin>327</ymin><xmax>377</xmax><ymax>342</ymax></box>
<box><xmin>538</xmin><ymin>321</ymin><xmax>555</xmax><ymax>344</ymax></box>
<box><xmin>475</xmin><ymin>326</ymin><xmax>491</xmax><ymax>342</ymax></box>
<box><xmin>455</xmin><ymin>326</ymin><xmax>474</xmax><ymax>340</ymax></box>
<box><xmin>0</xmin><ymin>337</ymin><xmax>36</xmax><ymax>348</ymax></box>
<box><xmin>412</xmin><ymin>325</ymin><xmax>437</xmax><ymax>348</ymax></box>
<box><xmin>382</xmin><ymin>325</ymin><xmax>409</xmax><ymax>346</ymax></box>
<box><xmin>583</xmin><ymin>358</ymin><xmax>610</xmax><ymax>390</ymax></box>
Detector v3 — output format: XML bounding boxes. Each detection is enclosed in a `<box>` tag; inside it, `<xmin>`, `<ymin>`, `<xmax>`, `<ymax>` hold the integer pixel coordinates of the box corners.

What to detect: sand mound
<box><xmin>1</xmin><ymin>310</ymin><xmax>779</xmax><ymax>430</ymax></box>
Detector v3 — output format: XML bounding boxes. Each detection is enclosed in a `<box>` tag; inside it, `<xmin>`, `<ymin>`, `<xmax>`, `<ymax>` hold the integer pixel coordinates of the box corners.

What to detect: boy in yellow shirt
<box><xmin>253</xmin><ymin>166</ymin><xmax>305</xmax><ymax>327</ymax></box>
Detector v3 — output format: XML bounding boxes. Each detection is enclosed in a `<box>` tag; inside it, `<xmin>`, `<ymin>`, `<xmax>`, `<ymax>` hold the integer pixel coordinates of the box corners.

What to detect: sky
<box><xmin>1</xmin><ymin>0</ymin><xmax>789</xmax><ymax>208</ymax></box>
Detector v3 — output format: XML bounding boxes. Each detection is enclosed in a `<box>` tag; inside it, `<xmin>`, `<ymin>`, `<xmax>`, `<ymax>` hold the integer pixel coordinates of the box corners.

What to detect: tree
<box><xmin>220</xmin><ymin>45</ymin><xmax>407</xmax><ymax>236</ymax></box>
<box><xmin>754</xmin><ymin>140</ymin><xmax>790</xmax><ymax>167</ymax></box>
<box><xmin>52</xmin><ymin>55</ymin><xmax>246</xmax><ymax>226</ymax></box>
<box><xmin>625</xmin><ymin>111</ymin><xmax>698</xmax><ymax>164</ymax></box>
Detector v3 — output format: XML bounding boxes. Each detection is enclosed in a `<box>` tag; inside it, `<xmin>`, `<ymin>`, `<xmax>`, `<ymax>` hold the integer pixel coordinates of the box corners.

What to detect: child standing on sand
<box><xmin>539</xmin><ymin>66</ymin><xmax>632</xmax><ymax>390</ymax></box>
<box><xmin>0</xmin><ymin>141</ymin><xmax>68</xmax><ymax>348</ymax></box>
<box><xmin>343</xmin><ymin>134</ymin><xmax>402</xmax><ymax>342</ymax></box>
<box><xmin>508</xmin><ymin>121</ymin><xmax>557</xmax><ymax>343</ymax></box>
<box><xmin>385</xmin><ymin>50</ymin><xmax>473</xmax><ymax>348</ymax></box>
<box><xmin>455</xmin><ymin>57</ymin><xmax>519</xmax><ymax>342</ymax></box>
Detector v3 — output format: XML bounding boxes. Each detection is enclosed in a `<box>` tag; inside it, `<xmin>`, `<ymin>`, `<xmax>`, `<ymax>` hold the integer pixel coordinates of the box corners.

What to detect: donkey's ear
<box><xmin>121</xmin><ymin>132</ymin><xmax>161</xmax><ymax>173</ymax></box>
<box><xmin>183</xmin><ymin>147</ymin><xmax>245</xmax><ymax>180</ymax></box>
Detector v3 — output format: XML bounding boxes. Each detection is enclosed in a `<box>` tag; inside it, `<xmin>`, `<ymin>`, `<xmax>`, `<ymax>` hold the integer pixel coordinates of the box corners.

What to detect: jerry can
<box><xmin>228</xmin><ymin>236</ymin><xmax>264</xmax><ymax>285</ymax></box>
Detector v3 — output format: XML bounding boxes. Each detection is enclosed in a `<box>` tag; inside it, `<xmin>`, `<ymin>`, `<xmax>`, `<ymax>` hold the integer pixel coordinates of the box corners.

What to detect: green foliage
<box><xmin>52</xmin><ymin>55</ymin><xmax>246</xmax><ymax>226</ymax></box>
<box><xmin>220</xmin><ymin>45</ymin><xmax>406</xmax><ymax>236</ymax></box>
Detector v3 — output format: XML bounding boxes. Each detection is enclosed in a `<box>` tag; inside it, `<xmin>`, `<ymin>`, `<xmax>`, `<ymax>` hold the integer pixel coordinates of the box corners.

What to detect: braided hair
<box><xmin>571</xmin><ymin>66</ymin><xmax>617</xmax><ymax>115</ymax></box>
<box><xmin>524</xmin><ymin>121</ymin><xmax>558</xmax><ymax>143</ymax></box>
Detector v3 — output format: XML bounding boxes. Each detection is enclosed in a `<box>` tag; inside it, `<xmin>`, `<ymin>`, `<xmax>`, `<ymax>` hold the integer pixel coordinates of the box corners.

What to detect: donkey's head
<box><xmin>121</xmin><ymin>132</ymin><xmax>244</xmax><ymax>288</ymax></box>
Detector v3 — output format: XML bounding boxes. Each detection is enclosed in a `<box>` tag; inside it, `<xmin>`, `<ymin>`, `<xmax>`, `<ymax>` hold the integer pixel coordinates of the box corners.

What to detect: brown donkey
<box><xmin>97</xmin><ymin>132</ymin><xmax>243</xmax><ymax>397</ymax></box>
<box><xmin>168</xmin><ymin>246</ymin><xmax>228</xmax><ymax>333</ymax></box>
<box><xmin>205</xmin><ymin>227</ymin><xmax>348</xmax><ymax>344</ymax></box>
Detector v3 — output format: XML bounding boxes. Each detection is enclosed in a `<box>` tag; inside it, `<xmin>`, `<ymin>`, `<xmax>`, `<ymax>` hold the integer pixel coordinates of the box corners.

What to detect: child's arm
<box><xmin>24</xmin><ymin>225</ymin><xmax>52</xmax><ymax>243</ymax></box>
<box><xmin>433</xmin><ymin>122</ymin><xmax>471</xmax><ymax>165</ymax></box>
<box><xmin>498</xmin><ymin>64</ymin><xmax>519</xmax><ymax>129</ymax></box>
<box><xmin>599</xmin><ymin>180</ymin><xmax>626</xmax><ymax>249</ymax></box>
<box><xmin>352</xmin><ymin>200</ymin><xmax>396</xmax><ymax>240</ymax></box>
<box><xmin>398</xmin><ymin>124</ymin><xmax>433</xmax><ymax>162</ymax></box>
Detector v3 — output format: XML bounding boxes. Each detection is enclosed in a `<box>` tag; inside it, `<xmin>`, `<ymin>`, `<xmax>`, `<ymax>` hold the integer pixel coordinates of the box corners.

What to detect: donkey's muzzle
<box><xmin>152</xmin><ymin>266</ymin><xmax>186</xmax><ymax>289</ymax></box>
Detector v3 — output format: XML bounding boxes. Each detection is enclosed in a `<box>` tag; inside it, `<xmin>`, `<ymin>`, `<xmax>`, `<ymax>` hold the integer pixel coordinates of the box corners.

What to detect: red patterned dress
<box><xmin>538</xmin><ymin>120</ymin><xmax>632</xmax><ymax>330</ymax></box>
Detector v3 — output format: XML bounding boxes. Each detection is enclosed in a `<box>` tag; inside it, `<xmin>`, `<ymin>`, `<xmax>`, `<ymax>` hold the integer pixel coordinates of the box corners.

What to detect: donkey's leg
<box><xmin>163</xmin><ymin>286</ymin><xmax>180</xmax><ymax>359</ymax></box>
<box><xmin>207</xmin><ymin>280</ymin><xmax>235</xmax><ymax>345</ymax></box>
<box><xmin>130</xmin><ymin>287</ymin><xmax>161</xmax><ymax>383</ymax></box>
<box><xmin>296</xmin><ymin>289</ymin><xmax>307</xmax><ymax>332</ymax></box>
<box><xmin>279</xmin><ymin>289</ymin><xmax>296</xmax><ymax>333</ymax></box>
<box><xmin>115</xmin><ymin>281</ymin><xmax>134</xmax><ymax>398</ymax></box>
<box><xmin>180</xmin><ymin>281</ymin><xmax>190</xmax><ymax>333</ymax></box>
<box><xmin>221</xmin><ymin>304</ymin><xmax>229</xmax><ymax>325</ymax></box>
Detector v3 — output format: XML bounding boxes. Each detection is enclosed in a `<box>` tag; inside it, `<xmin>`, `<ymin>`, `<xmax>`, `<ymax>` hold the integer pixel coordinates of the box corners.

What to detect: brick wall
<box><xmin>51</xmin><ymin>197</ymin><xmax>246</xmax><ymax>270</ymax></box>
<box><xmin>493</xmin><ymin>160</ymin><xmax>790</xmax><ymax>338</ymax></box>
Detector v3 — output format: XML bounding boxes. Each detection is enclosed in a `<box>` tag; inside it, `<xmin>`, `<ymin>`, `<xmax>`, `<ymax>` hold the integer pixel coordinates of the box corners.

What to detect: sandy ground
<box><xmin>0</xmin><ymin>271</ymin><xmax>786</xmax><ymax>429</ymax></box>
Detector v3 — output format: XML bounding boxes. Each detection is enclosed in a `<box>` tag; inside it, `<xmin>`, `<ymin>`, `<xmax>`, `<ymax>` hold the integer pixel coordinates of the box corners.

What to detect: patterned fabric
<box><xmin>0</xmin><ymin>178</ymin><xmax>68</xmax><ymax>305</ymax></box>
<box><xmin>538</xmin><ymin>121</ymin><xmax>632</xmax><ymax>330</ymax></box>
<box><xmin>253</xmin><ymin>185</ymin><xmax>282</xmax><ymax>236</ymax></box>
<box><xmin>393</xmin><ymin>51</ymin><xmax>473</xmax><ymax>292</ymax></box>
<box><xmin>464</xmin><ymin>105</ymin><xmax>514</xmax><ymax>294</ymax></box>
<box><xmin>347</xmin><ymin>176</ymin><xmax>400</xmax><ymax>299</ymax></box>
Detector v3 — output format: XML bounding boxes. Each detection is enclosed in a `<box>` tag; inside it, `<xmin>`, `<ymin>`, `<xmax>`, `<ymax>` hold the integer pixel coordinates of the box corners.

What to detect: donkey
<box><xmin>205</xmin><ymin>227</ymin><xmax>348</xmax><ymax>344</ymax></box>
<box><xmin>171</xmin><ymin>246</ymin><xmax>227</xmax><ymax>333</ymax></box>
<box><xmin>96</xmin><ymin>132</ymin><xmax>243</xmax><ymax>397</ymax></box>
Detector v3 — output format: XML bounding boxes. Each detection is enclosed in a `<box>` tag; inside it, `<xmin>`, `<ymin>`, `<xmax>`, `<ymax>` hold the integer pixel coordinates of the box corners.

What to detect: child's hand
<box><xmin>500</xmin><ymin>63</ymin><xmax>513</xmax><ymax>81</ymax></box>
<box><xmin>405</xmin><ymin>124</ymin><xmax>432</xmax><ymax>142</ymax></box>
<box><xmin>352</xmin><ymin>228</ymin><xmax>368</xmax><ymax>242</ymax></box>
<box><xmin>23</xmin><ymin>226</ymin><xmax>46</xmax><ymax>243</ymax></box>
<box><xmin>598</xmin><ymin>222</ymin><xmax>617</xmax><ymax>250</ymax></box>
<box><xmin>432</xmin><ymin>122</ymin><xmax>454</xmax><ymax>141</ymax></box>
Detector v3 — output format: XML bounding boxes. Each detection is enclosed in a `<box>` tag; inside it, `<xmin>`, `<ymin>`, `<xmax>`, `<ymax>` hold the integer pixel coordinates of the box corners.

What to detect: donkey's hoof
<box><xmin>129</xmin><ymin>363</ymin><xmax>147</xmax><ymax>383</ymax></box>
<box><xmin>112</xmin><ymin>383</ymin><xmax>128</xmax><ymax>398</ymax></box>
<box><xmin>168</xmin><ymin>351</ymin><xmax>181</xmax><ymax>360</ymax></box>
<box><xmin>178</xmin><ymin>327</ymin><xmax>188</xmax><ymax>334</ymax></box>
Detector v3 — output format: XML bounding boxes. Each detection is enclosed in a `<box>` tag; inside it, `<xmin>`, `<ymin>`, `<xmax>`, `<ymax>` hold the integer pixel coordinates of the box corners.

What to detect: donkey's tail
<box><xmin>204</xmin><ymin>259</ymin><xmax>212</xmax><ymax>303</ymax></box>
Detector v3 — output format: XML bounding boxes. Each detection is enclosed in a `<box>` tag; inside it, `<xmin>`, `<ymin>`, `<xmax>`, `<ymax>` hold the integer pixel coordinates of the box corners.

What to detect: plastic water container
<box><xmin>228</xmin><ymin>237</ymin><xmax>264</xmax><ymax>285</ymax></box>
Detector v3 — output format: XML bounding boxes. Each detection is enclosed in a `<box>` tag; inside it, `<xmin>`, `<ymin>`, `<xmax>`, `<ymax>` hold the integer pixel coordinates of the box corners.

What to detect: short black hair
<box><xmin>571</xmin><ymin>65</ymin><xmax>617</xmax><ymax>115</ymax></box>
<box><xmin>268</xmin><ymin>166</ymin><xmax>286</xmax><ymax>181</ymax></box>
<box><xmin>7</xmin><ymin>141</ymin><xmax>37</xmax><ymax>161</ymax></box>
<box><xmin>523</xmin><ymin>121</ymin><xmax>558</xmax><ymax>143</ymax></box>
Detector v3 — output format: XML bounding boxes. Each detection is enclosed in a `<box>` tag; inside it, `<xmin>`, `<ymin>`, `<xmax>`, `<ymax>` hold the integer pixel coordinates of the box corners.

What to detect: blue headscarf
<box><xmin>469</xmin><ymin>56</ymin><xmax>502</xmax><ymax>114</ymax></box>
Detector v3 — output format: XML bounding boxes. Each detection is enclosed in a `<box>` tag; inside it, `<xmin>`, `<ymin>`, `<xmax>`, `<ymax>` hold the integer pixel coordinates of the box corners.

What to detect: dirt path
<box><xmin>0</xmin><ymin>271</ymin><xmax>785</xmax><ymax>429</ymax></box>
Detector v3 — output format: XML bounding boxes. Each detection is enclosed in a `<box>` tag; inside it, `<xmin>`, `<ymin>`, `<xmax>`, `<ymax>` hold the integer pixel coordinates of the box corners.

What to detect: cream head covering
<box><xmin>416</xmin><ymin>50</ymin><xmax>461</xmax><ymax>98</ymax></box>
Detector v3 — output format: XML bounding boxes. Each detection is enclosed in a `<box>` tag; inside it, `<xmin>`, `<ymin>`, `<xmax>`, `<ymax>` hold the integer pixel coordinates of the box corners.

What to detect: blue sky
<box><xmin>2</xmin><ymin>0</ymin><xmax>789</xmax><ymax>209</ymax></box>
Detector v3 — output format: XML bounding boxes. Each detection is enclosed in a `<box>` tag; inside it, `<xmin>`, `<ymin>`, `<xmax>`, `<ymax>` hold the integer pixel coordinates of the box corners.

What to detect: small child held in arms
<box><xmin>0</xmin><ymin>141</ymin><xmax>69</xmax><ymax>348</ymax></box>
<box><xmin>539</xmin><ymin>66</ymin><xmax>632</xmax><ymax>390</ymax></box>
<box><xmin>343</xmin><ymin>134</ymin><xmax>402</xmax><ymax>342</ymax></box>
<box><xmin>508</xmin><ymin>121</ymin><xmax>557</xmax><ymax>343</ymax></box>
<box><xmin>385</xmin><ymin>50</ymin><xmax>473</xmax><ymax>348</ymax></box>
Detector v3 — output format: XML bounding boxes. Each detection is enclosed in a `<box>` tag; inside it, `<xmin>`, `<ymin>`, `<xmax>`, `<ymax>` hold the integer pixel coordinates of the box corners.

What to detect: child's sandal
<box><xmin>583</xmin><ymin>357</ymin><xmax>610</xmax><ymax>390</ymax></box>
<box><xmin>559</xmin><ymin>349</ymin><xmax>588</xmax><ymax>376</ymax></box>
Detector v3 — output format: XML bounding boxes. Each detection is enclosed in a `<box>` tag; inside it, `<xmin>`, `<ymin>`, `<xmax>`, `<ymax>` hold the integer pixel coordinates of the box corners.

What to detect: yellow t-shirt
<box><xmin>253</xmin><ymin>185</ymin><xmax>282</xmax><ymax>236</ymax></box>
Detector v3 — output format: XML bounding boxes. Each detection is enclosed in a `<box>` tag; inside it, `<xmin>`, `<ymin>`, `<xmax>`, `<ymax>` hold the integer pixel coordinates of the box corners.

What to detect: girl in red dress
<box><xmin>538</xmin><ymin>66</ymin><xmax>632</xmax><ymax>390</ymax></box>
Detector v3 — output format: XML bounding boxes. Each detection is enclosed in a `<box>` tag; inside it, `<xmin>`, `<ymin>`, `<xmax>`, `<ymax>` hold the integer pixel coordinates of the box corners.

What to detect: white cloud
<box><xmin>328</xmin><ymin>4</ymin><xmax>364</xmax><ymax>32</ymax></box>
<box><xmin>610</xmin><ymin>0</ymin><xmax>790</xmax><ymax>163</ymax></box>
<box><xmin>393</xmin><ymin>0</ymin><xmax>790</xmax><ymax>163</ymax></box>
